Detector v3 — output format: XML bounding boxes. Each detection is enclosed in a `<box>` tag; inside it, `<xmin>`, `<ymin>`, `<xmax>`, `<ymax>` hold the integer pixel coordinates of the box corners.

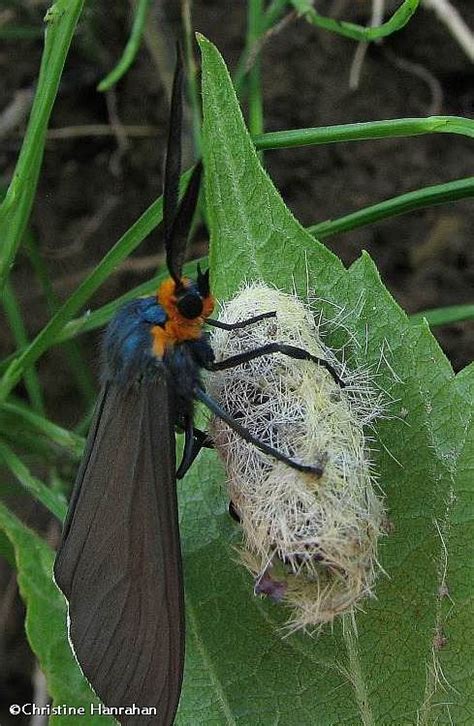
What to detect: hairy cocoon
<box><xmin>207</xmin><ymin>283</ymin><xmax>385</xmax><ymax>631</ymax></box>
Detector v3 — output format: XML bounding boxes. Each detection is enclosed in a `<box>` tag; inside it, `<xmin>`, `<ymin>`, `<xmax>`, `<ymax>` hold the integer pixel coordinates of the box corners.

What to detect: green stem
<box><xmin>234</xmin><ymin>0</ymin><xmax>288</xmax><ymax>95</ymax></box>
<box><xmin>25</xmin><ymin>232</ymin><xmax>97</xmax><ymax>406</ymax></box>
<box><xmin>291</xmin><ymin>0</ymin><xmax>420</xmax><ymax>41</ymax></box>
<box><xmin>309</xmin><ymin>177</ymin><xmax>474</xmax><ymax>239</ymax></box>
<box><xmin>97</xmin><ymin>0</ymin><xmax>153</xmax><ymax>91</ymax></box>
<box><xmin>2</xmin><ymin>400</ymin><xmax>84</xmax><ymax>458</ymax></box>
<box><xmin>0</xmin><ymin>441</ymin><xmax>67</xmax><ymax>521</ymax></box>
<box><xmin>0</xmin><ymin>0</ymin><xmax>85</xmax><ymax>291</ymax></box>
<box><xmin>410</xmin><ymin>304</ymin><xmax>474</xmax><ymax>327</ymax></box>
<box><xmin>182</xmin><ymin>0</ymin><xmax>202</xmax><ymax>155</ymax></box>
<box><xmin>247</xmin><ymin>0</ymin><xmax>265</xmax><ymax>144</ymax></box>
<box><xmin>253</xmin><ymin>117</ymin><xmax>474</xmax><ymax>150</ymax></box>
<box><xmin>2</xmin><ymin>281</ymin><xmax>44</xmax><ymax>414</ymax></box>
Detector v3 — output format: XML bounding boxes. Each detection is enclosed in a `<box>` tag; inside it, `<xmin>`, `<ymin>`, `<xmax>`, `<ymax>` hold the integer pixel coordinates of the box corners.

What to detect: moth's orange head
<box><xmin>157</xmin><ymin>272</ymin><xmax>214</xmax><ymax>343</ymax></box>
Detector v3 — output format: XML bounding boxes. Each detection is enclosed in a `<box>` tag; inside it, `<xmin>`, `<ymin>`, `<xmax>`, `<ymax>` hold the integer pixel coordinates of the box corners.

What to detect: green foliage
<box><xmin>177</xmin><ymin>35</ymin><xmax>473</xmax><ymax>724</ymax></box>
<box><xmin>0</xmin><ymin>503</ymin><xmax>114</xmax><ymax>725</ymax></box>
<box><xmin>0</xmin><ymin>2</ymin><xmax>473</xmax><ymax>724</ymax></box>
<box><xmin>0</xmin><ymin>0</ymin><xmax>85</xmax><ymax>291</ymax></box>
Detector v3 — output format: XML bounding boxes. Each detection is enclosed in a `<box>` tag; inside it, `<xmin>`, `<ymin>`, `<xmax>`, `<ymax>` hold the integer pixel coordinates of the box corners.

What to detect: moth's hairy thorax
<box><xmin>102</xmin><ymin>294</ymin><xmax>214</xmax><ymax>422</ymax></box>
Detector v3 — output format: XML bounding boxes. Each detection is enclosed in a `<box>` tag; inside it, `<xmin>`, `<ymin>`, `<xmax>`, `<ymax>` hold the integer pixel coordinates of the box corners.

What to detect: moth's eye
<box><xmin>176</xmin><ymin>292</ymin><xmax>203</xmax><ymax>319</ymax></box>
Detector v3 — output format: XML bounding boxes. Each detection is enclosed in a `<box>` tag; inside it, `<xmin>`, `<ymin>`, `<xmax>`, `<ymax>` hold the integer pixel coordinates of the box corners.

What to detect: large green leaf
<box><xmin>173</xmin><ymin>36</ymin><xmax>474</xmax><ymax>724</ymax></box>
<box><xmin>0</xmin><ymin>503</ymin><xmax>113</xmax><ymax>725</ymax></box>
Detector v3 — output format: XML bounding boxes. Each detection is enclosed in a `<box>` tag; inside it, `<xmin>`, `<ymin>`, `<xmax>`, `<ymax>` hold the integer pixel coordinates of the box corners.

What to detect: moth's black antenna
<box><xmin>164</xmin><ymin>44</ymin><xmax>202</xmax><ymax>286</ymax></box>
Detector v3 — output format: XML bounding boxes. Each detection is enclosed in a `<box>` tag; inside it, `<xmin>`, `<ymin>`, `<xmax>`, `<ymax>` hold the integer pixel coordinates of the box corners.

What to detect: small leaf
<box><xmin>0</xmin><ymin>502</ymin><xmax>113</xmax><ymax>725</ymax></box>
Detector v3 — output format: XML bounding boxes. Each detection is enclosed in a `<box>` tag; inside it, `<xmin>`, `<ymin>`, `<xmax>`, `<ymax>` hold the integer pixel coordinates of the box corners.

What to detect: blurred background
<box><xmin>0</xmin><ymin>1</ymin><xmax>473</xmax><ymax>722</ymax></box>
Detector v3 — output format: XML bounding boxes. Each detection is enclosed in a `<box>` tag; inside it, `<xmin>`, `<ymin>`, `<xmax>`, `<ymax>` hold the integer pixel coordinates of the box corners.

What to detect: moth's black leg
<box><xmin>207</xmin><ymin>311</ymin><xmax>276</xmax><ymax>331</ymax></box>
<box><xmin>207</xmin><ymin>342</ymin><xmax>345</xmax><ymax>387</ymax></box>
<box><xmin>194</xmin><ymin>387</ymin><xmax>324</xmax><ymax>477</ymax></box>
<box><xmin>176</xmin><ymin>421</ymin><xmax>214</xmax><ymax>480</ymax></box>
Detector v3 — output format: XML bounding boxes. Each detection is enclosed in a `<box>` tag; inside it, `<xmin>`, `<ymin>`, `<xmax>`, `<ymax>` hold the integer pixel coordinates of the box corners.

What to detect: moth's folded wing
<box><xmin>54</xmin><ymin>378</ymin><xmax>183</xmax><ymax>726</ymax></box>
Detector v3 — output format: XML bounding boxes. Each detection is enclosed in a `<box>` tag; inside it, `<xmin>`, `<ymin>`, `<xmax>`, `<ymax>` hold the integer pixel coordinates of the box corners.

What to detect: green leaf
<box><xmin>0</xmin><ymin>0</ymin><xmax>85</xmax><ymax>290</ymax></box>
<box><xmin>427</xmin><ymin>363</ymin><xmax>474</xmax><ymax>724</ymax></box>
<box><xmin>175</xmin><ymin>34</ymin><xmax>474</xmax><ymax>724</ymax></box>
<box><xmin>0</xmin><ymin>503</ymin><xmax>113</xmax><ymax>725</ymax></box>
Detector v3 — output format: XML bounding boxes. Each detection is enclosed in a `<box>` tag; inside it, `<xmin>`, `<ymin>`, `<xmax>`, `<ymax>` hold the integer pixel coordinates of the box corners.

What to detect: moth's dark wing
<box><xmin>54</xmin><ymin>378</ymin><xmax>183</xmax><ymax>726</ymax></box>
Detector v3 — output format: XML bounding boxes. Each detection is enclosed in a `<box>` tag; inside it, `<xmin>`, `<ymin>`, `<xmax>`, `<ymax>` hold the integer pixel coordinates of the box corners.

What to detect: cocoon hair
<box><xmin>207</xmin><ymin>283</ymin><xmax>385</xmax><ymax>631</ymax></box>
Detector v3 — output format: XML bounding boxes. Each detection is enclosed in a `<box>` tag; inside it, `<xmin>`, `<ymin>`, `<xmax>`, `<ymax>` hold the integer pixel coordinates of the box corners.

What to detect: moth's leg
<box><xmin>207</xmin><ymin>342</ymin><xmax>345</xmax><ymax>387</ymax></box>
<box><xmin>194</xmin><ymin>387</ymin><xmax>323</xmax><ymax>477</ymax></box>
<box><xmin>176</xmin><ymin>420</ymin><xmax>213</xmax><ymax>480</ymax></box>
<box><xmin>207</xmin><ymin>311</ymin><xmax>276</xmax><ymax>330</ymax></box>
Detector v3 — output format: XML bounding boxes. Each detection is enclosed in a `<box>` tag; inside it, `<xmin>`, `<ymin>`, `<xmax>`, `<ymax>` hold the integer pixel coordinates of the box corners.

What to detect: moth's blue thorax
<box><xmin>102</xmin><ymin>296</ymin><xmax>166</xmax><ymax>383</ymax></box>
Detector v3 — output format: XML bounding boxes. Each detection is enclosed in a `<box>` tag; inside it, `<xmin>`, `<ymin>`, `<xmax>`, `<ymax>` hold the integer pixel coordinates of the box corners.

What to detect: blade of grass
<box><xmin>1</xmin><ymin>400</ymin><xmax>84</xmax><ymax>458</ymax></box>
<box><xmin>291</xmin><ymin>0</ymin><xmax>420</xmax><ymax>41</ymax></box>
<box><xmin>308</xmin><ymin>176</ymin><xmax>474</xmax><ymax>239</ymax></box>
<box><xmin>0</xmin><ymin>0</ymin><xmax>85</xmax><ymax>291</ymax></box>
<box><xmin>182</xmin><ymin>0</ymin><xmax>202</xmax><ymax>155</ymax></box>
<box><xmin>97</xmin><ymin>0</ymin><xmax>153</xmax><ymax>92</ymax></box>
<box><xmin>411</xmin><ymin>304</ymin><xmax>474</xmax><ymax>327</ymax></box>
<box><xmin>234</xmin><ymin>0</ymin><xmax>288</xmax><ymax>95</ymax></box>
<box><xmin>247</xmin><ymin>0</ymin><xmax>265</xmax><ymax>145</ymax></box>
<box><xmin>0</xmin><ymin>441</ymin><xmax>67</xmax><ymax>521</ymax></box>
<box><xmin>0</xmin><ymin>170</ymin><xmax>190</xmax><ymax>403</ymax></box>
<box><xmin>25</xmin><ymin>231</ymin><xmax>97</xmax><ymax>406</ymax></box>
<box><xmin>2</xmin><ymin>280</ymin><xmax>44</xmax><ymax>414</ymax></box>
<box><xmin>0</xmin><ymin>26</ymin><xmax>43</xmax><ymax>39</ymax></box>
<box><xmin>253</xmin><ymin>116</ymin><xmax>474</xmax><ymax>150</ymax></box>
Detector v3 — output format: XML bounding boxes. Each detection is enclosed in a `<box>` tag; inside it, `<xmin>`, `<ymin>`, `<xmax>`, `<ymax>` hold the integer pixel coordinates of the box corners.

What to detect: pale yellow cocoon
<box><xmin>207</xmin><ymin>283</ymin><xmax>385</xmax><ymax>631</ymax></box>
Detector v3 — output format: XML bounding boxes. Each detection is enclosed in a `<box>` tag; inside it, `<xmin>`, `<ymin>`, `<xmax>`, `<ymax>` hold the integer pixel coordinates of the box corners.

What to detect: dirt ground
<box><xmin>0</xmin><ymin>0</ymin><xmax>473</xmax><ymax>722</ymax></box>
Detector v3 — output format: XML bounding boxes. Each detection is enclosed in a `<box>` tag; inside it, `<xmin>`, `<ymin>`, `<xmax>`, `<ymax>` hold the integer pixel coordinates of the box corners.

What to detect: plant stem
<box><xmin>309</xmin><ymin>177</ymin><xmax>474</xmax><ymax>239</ymax></box>
<box><xmin>0</xmin><ymin>0</ymin><xmax>85</xmax><ymax>291</ymax></box>
<box><xmin>97</xmin><ymin>0</ymin><xmax>153</xmax><ymax>91</ymax></box>
<box><xmin>291</xmin><ymin>0</ymin><xmax>420</xmax><ymax>41</ymax></box>
<box><xmin>247</xmin><ymin>0</ymin><xmax>265</xmax><ymax>147</ymax></box>
<box><xmin>253</xmin><ymin>116</ymin><xmax>474</xmax><ymax>149</ymax></box>
<box><xmin>2</xmin><ymin>280</ymin><xmax>44</xmax><ymax>414</ymax></box>
<box><xmin>0</xmin><ymin>441</ymin><xmax>67</xmax><ymax>521</ymax></box>
<box><xmin>411</xmin><ymin>304</ymin><xmax>474</xmax><ymax>327</ymax></box>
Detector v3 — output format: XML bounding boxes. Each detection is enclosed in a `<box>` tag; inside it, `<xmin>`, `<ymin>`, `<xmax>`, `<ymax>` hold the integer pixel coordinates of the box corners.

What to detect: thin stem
<box><xmin>291</xmin><ymin>0</ymin><xmax>420</xmax><ymax>41</ymax></box>
<box><xmin>0</xmin><ymin>0</ymin><xmax>85</xmax><ymax>291</ymax></box>
<box><xmin>97</xmin><ymin>0</ymin><xmax>153</xmax><ymax>92</ymax></box>
<box><xmin>308</xmin><ymin>177</ymin><xmax>474</xmax><ymax>239</ymax></box>
<box><xmin>1</xmin><ymin>400</ymin><xmax>84</xmax><ymax>458</ymax></box>
<box><xmin>0</xmin><ymin>441</ymin><xmax>67</xmax><ymax>521</ymax></box>
<box><xmin>25</xmin><ymin>231</ymin><xmax>97</xmax><ymax>406</ymax></box>
<box><xmin>253</xmin><ymin>116</ymin><xmax>474</xmax><ymax>150</ymax></box>
<box><xmin>2</xmin><ymin>280</ymin><xmax>44</xmax><ymax>414</ymax></box>
<box><xmin>181</xmin><ymin>0</ymin><xmax>202</xmax><ymax>155</ymax></box>
<box><xmin>410</xmin><ymin>304</ymin><xmax>474</xmax><ymax>327</ymax></box>
<box><xmin>247</xmin><ymin>0</ymin><xmax>265</xmax><ymax>146</ymax></box>
<box><xmin>234</xmin><ymin>0</ymin><xmax>288</xmax><ymax>95</ymax></box>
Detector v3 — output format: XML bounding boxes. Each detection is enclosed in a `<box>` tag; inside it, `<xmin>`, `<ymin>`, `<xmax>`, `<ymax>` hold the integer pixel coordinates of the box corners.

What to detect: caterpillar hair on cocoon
<box><xmin>207</xmin><ymin>283</ymin><xmax>385</xmax><ymax>632</ymax></box>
